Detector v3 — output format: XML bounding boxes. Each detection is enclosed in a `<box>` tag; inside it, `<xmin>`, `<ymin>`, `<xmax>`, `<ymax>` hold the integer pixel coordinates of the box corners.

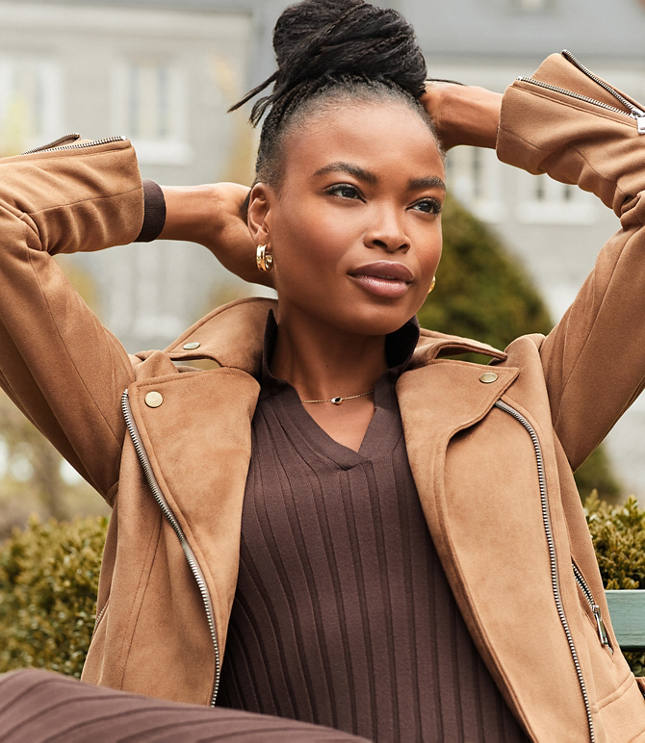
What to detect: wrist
<box><xmin>423</xmin><ymin>84</ymin><xmax>502</xmax><ymax>151</ymax></box>
<box><xmin>158</xmin><ymin>184</ymin><xmax>219</xmax><ymax>246</ymax></box>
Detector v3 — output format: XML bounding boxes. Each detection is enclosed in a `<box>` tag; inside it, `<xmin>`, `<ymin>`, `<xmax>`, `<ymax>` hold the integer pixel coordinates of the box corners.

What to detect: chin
<box><xmin>333</xmin><ymin>301</ymin><xmax>415</xmax><ymax>337</ymax></box>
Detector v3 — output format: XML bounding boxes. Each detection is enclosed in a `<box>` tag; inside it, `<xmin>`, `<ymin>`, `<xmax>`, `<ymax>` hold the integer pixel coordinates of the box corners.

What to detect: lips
<box><xmin>349</xmin><ymin>261</ymin><xmax>414</xmax><ymax>283</ymax></box>
<box><xmin>348</xmin><ymin>261</ymin><xmax>414</xmax><ymax>299</ymax></box>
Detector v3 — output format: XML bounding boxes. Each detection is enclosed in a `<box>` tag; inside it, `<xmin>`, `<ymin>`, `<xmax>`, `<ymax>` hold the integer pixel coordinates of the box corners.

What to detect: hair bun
<box><xmin>228</xmin><ymin>0</ymin><xmax>428</xmax><ymax>129</ymax></box>
<box><xmin>272</xmin><ymin>0</ymin><xmax>426</xmax><ymax>99</ymax></box>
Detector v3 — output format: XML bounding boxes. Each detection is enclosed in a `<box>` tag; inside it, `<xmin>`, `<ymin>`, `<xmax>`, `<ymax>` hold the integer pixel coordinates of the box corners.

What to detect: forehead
<box><xmin>282</xmin><ymin>100</ymin><xmax>444</xmax><ymax>184</ymax></box>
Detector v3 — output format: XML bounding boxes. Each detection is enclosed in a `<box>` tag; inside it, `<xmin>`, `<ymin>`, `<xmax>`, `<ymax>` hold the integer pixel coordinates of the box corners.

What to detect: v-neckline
<box><xmin>264</xmin><ymin>372</ymin><xmax>402</xmax><ymax>469</ymax></box>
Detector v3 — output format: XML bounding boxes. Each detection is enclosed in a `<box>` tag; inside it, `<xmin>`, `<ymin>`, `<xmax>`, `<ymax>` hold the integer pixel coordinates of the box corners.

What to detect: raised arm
<box><xmin>158</xmin><ymin>182</ymin><xmax>273</xmax><ymax>288</ymax></box>
<box><xmin>0</xmin><ymin>137</ymin><xmax>144</xmax><ymax>500</ymax></box>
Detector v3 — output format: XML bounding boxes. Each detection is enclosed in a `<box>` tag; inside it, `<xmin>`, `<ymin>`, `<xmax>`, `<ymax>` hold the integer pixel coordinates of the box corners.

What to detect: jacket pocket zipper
<box><xmin>21</xmin><ymin>135</ymin><xmax>126</xmax><ymax>155</ymax></box>
<box><xmin>494</xmin><ymin>400</ymin><xmax>595</xmax><ymax>743</ymax></box>
<box><xmin>121</xmin><ymin>389</ymin><xmax>221</xmax><ymax>706</ymax></box>
<box><xmin>572</xmin><ymin>560</ymin><xmax>613</xmax><ymax>653</ymax></box>
<box><xmin>517</xmin><ymin>49</ymin><xmax>645</xmax><ymax>134</ymax></box>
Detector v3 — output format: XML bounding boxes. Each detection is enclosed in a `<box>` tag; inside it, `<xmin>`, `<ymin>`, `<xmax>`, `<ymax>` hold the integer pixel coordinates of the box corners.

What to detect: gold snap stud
<box><xmin>479</xmin><ymin>372</ymin><xmax>498</xmax><ymax>384</ymax></box>
<box><xmin>183</xmin><ymin>341</ymin><xmax>200</xmax><ymax>350</ymax></box>
<box><xmin>144</xmin><ymin>391</ymin><xmax>164</xmax><ymax>408</ymax></box>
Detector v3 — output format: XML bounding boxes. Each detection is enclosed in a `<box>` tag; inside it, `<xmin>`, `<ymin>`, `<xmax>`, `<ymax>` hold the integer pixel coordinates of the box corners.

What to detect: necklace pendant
<box><xmin>331</xmin><ymin>396</ymin><xmax>343</xmax><ymax>405</ymax></box>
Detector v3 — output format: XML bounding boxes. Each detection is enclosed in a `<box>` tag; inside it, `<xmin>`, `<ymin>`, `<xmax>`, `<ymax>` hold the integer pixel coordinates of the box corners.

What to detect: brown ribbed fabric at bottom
<box><xmin>217</xmin><ymin>363</ymin><xmax>530</xmax><ymax>743</ymax></box>
<box><xmin>0</xmin><ymin>669</ymin><xmax>370</xmax><ymax>743</ymax></box>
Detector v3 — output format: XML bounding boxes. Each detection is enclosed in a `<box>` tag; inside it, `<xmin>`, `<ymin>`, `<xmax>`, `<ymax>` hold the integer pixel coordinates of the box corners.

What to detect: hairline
<box><xmin>257</xmin><ymin>82</ymin><xmax>441</xmax><ymax>190</ymax></box>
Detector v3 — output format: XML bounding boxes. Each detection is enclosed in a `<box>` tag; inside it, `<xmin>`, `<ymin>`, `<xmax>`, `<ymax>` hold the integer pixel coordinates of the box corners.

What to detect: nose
<box><xmin>364</xmin><ymin>206</ymin><xmax>410</xmax><ymax>253</ymax></box>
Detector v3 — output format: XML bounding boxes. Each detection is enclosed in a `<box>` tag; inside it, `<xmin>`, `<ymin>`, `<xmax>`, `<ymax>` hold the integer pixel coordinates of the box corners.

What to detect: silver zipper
<box><xmin>121</xmin><ymin>389</ymin><xmax>221</xmax><ymax>706</ymax></box>
<box><xmin>94</xmin><ymin>600</ymin><xmax>109</xmax><ymax>630</ymax></box>
<box><xmin>21</xmin><ymin>135</ymin><xmax>127</xmax><ymax>155</ymax></box>
<box><xmin>22</xmin><ymin>133</ymin><xmax>81</xmax><ymax>153</ymax></box>
<box><xmin>572</xmin><ymin>561</ymin><xmax>613</xmax><ymax>652</ymax></box>
<box><xmin>517</xmin><ymin>50</ymin><xmax>645</xmax><ymax>134</ymax></box>
<box><xmin>494</xmin><ymin>400</ymin><xmax>595</xmax><ymax>743</ymax></box>
<box><xmin>561</xmin><ymin>49</ymin><xmax>645</xmax><ymax>130</ymax></box>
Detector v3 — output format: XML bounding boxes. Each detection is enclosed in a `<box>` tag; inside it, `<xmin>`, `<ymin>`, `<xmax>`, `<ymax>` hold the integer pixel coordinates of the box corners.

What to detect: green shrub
<box><xmin>0</xmin><ymin>515</ymin><xmax>107</xmax><ymax>678</ymax></box>
<box><xmin>584</xmin><ymin>492</ymin><xmax>645</xmax><ymax>675</ymax></box>
<box><xmin>585</xmin><ymin>491</ymin><xmax>645</xmax><ymax>590</ymax></box>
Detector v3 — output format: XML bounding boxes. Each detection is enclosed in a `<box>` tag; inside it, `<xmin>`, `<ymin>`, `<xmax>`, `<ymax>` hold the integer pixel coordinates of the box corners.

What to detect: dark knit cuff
<box><xmin>135</xmin><ymin>180</ymin><xmax>166</xmax><ymax>242</ymax></box>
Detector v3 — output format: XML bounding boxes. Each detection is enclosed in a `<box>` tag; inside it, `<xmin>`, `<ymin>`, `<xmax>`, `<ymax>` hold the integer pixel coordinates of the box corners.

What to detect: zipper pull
<box><xmin>633</xmin><ymin>113</ymin><xmax>645</xmax><ymax>135</ymax></box>
<box><xmin>592</xmin><ymin>604</ymin><xmax>613</xmax><ymax>652</ymax></box>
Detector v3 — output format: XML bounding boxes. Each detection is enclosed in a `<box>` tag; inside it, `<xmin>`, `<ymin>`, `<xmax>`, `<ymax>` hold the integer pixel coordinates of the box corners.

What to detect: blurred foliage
<box><xmin>575</xmin><ymin>446</ymin><xmax>622</xmax><ymax>504</ymax></box>
<box><xmin>0</xmin><ymin>516</ymin><xmax>108</xmax><ymax>678</ymax></box>
<box><xmin>585</xmin><ymin>491</ymin><xmax>645</xmax><ymax>590</ymax></box>
<box><xmin>418</xmin><ymin>195</ymin><xmax>622</xmax><ymax>503</ymax></box>
<box><xmin>584</xmin><ymin>491</ymin><xmax>645</xmax><ymax>674</ymax></box>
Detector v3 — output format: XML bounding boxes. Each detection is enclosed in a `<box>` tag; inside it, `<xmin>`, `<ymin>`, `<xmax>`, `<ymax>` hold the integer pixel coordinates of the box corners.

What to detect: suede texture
<box><xmin>1</xmin><ymin>56</ymin><xmax>644</xmax><ymax>741</ymax></box>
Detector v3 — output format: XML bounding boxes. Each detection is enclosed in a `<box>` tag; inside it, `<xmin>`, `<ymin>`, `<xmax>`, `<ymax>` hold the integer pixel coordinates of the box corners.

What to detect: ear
<box><xmin>247</xmin><ymin>182</ymin><xmax>274</xmax><ymax>245</ymax></box>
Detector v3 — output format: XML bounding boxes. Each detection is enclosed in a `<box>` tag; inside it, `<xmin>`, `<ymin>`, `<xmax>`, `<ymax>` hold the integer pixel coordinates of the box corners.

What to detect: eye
<box><xmin>411</xmin><ymin>197</ymin><xmax>442</xmax><ymax>215</ymax></box>
<box><xmin>325</xmin><ymin>183</ymin><xmax>364</xmax><ymax>201</ymax></box>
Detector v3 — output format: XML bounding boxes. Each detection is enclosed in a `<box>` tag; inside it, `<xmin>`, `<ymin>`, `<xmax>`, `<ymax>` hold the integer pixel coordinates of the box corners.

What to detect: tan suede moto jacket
<box><xmin>1</xmin><ymin>52</ymin><xmax>644</xmax><ymax>742</ymax></box>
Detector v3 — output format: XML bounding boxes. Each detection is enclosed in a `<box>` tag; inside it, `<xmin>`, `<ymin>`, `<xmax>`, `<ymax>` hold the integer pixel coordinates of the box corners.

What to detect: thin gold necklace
<box><xmin>302</xmin><ymin>390</ymin><xmax>374</xmax><ymax>406</ymax></box>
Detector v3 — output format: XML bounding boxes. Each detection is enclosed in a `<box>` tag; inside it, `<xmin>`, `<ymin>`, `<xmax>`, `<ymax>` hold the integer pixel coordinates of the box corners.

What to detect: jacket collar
<box><xmin>164</xmin><ymin>296</ymin><xmax>509</xmax><ymax>373</ymax></box>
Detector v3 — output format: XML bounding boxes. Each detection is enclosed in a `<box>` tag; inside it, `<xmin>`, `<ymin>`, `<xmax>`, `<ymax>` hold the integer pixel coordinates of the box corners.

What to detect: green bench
<box><xmin>605</xmin><ymin>590</ymin><xmax>645</xmax><ymax>650</ymax></box>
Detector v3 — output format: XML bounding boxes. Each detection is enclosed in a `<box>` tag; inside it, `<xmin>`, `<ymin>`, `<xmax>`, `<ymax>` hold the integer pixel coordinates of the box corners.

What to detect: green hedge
<box><xmin>0</xmin><ymin>515</ymin><xmax>107</xmax><ymax>678</ymax></box>
<box><xmin>0</xmin><ymin>498</ymin><xmax>643</xmax><ymax>680</ymax></box>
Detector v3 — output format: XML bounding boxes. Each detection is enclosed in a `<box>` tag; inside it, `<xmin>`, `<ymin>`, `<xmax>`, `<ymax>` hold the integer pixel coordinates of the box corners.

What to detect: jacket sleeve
<box><xmin>496</xmin><ymin>52</ymin><xmax>645</xmax><ymax>470</ymax></box>
<box><xmin>0</xmin><ymin>138</ymin><xmax>145</xmax><ymax>500</ymax></box>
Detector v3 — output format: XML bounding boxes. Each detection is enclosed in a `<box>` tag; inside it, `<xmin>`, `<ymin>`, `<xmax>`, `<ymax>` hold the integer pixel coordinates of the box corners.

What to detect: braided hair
<box><xmin>229</xmin><ymin>0</ymin><xmax>434</xmax><ymax>185</ymax></box>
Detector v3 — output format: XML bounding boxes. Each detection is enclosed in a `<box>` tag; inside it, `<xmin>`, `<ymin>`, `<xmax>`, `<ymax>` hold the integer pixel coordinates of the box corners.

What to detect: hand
<box><xmin>159</xmin><ymin>182</ymin><xmax>274</xmax><ymax>289</ymax></box>
<box><xmin>420</xmin><ymin>82</ymin><xmax>502</xmax><ymax>151</ymax></box>
<box><xmin>204</xmin><ymin>183</ymin><xmax>275</xmax><ymax>288</ymax></box>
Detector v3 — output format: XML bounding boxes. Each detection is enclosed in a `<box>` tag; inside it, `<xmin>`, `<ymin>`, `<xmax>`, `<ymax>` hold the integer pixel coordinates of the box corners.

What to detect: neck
<box><xmin>270</xmin><ymin>307</ymin><xmax>388</xmax><ymax>401</ymax></box>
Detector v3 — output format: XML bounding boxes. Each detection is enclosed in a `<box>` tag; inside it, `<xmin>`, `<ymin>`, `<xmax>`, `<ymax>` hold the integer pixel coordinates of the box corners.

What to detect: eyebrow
<box><xmin>313</xmin><ymin>161</ymin><xmax>446</xmax><ymax>192</ymax></box>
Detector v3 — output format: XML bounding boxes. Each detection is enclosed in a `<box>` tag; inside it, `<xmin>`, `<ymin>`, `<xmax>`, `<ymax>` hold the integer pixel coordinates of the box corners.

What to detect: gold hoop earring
<box><xmin>256</xmin><ymin>244</ymin><xmax>274</xmax><ymax>273</ymax></box>
<box><xmin>427</xmin><ymin>276</ymin><xmax>436</xmax><ymax>294</ymax></box>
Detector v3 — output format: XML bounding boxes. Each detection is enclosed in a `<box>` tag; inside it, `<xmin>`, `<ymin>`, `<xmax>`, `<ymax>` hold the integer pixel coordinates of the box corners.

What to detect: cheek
<box><xmin>416</xmin><ymin>221</ymin><xmax>443</xmax><ymax>278</ymax></box>
<box><xmin>272</xmin><ymin>204</ymin><xmax>359</xmax><ymax>270</ymax></box>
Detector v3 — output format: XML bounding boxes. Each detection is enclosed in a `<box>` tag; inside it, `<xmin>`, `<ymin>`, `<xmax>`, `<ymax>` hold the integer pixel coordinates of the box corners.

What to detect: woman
<box><xmin>0</xmin><ymin>0</ymin><xmax>644</xmax><ymax>740</ymax></box>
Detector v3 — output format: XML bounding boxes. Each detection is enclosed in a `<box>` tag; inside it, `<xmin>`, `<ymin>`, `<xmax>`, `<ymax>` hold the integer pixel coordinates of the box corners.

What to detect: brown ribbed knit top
<box><xmin>217</xmin><ymin>312</ymin><xmax>529</xmax><ymax>743</ymax></box>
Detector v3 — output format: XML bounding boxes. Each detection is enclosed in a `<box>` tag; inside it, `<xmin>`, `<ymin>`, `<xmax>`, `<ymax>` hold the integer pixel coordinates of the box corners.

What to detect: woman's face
<box><xmin>250</xmin><ymin>99</ymin><xmax>445</xmax><ymax>337</ymax></box>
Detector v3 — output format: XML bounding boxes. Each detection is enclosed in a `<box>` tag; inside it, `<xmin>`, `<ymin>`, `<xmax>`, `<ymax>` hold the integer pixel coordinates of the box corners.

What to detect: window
<box><xmin>516</xmin><ymin>172</ymin><xmax>596</xmax><ymax>224</ymax></box>
<box><xmin>113</xmin><ymin>57</ymin><xmax>190</xmax><ymax>165</ymax></box>
<box><xmin>0</xmin><ymin>56</ymin><xmax>62</xmax><ymax>153</ymax></box>
<box><xmin>444</xmin><ymin>146</ymin><xmax>503</xmax><ymax>222</ymax></box>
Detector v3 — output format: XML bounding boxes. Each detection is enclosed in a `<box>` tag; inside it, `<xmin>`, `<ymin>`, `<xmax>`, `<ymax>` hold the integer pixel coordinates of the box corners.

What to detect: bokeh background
<box><xmin>1</xmin><ymin>0</ymin><xmax>644</xmax><ymax>532</ymax></box>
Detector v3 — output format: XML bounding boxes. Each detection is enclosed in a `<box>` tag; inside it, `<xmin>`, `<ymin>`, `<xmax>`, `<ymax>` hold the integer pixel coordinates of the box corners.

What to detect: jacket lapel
<box><xmin>396</xmin><ymin>358</ymin><xmax>519</xmax><ymax>533</ymax></box>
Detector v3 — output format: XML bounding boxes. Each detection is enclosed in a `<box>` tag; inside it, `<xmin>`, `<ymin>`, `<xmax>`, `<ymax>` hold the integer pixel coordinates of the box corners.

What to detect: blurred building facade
<box><xmin>0</xmin><ymin>0</ymin><xmax>643</xmax><ymax>495</ymax></box>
